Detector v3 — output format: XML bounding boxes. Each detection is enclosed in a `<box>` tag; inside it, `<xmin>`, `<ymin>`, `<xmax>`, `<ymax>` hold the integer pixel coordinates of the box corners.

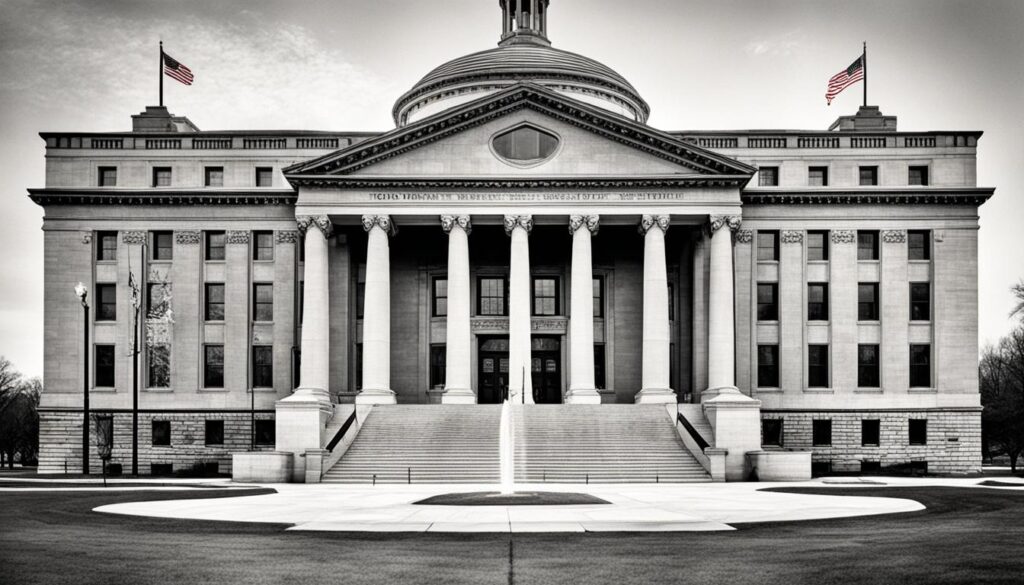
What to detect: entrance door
<box><xmin>531</xmin><ymin>337</ymin><xmax>562</xmax><ymax>404</ymax></box>
<box><xmin>478</xmin><ymin>337</ymin><xmax>510</xmax><ymax>404</ymax></box>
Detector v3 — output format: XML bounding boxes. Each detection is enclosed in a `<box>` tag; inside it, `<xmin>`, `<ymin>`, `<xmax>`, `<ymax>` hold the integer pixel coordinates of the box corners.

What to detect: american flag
<box><xmin>162</xmin><ymin>52</ymin><xmax>194</xmax><ymax>86</ymax></box>
<box><xmin>825</xmin><ymin>54</ymin><xmax>864</xmax><ymax>105</ymax></box>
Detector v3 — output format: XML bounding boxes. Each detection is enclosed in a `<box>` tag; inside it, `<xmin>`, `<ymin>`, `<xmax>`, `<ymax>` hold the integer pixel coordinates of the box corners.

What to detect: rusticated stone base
<box><xmin>38</xmin><ymin>410</ymin><xmax>275</xmax><ymax>475</ymax></box>
<box><xmin>761</xmin><ymin>408</ymin><xmax>982</xmax><ymax>475</ymax></box>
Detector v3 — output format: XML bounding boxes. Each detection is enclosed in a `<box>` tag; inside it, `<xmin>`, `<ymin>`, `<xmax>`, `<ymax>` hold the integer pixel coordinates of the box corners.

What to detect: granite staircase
<box><xmin>321</xmin><ymin>405</ymin><xmax>502</xmax><ymax>484</ymax></box>
<box><xmin>513</xmin><ymin>404</ymin><xmax>711</xmax><ymax>483</ymax></box>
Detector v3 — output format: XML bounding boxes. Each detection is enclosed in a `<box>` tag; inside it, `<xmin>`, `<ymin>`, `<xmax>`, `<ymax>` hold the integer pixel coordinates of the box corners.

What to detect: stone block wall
<box><xmin>38</xmin><ymin>410</ymin><xmax>275</xmax><ymax>475</ymax></box>
<box><xmin>761</xmin><ymin>409</ymin><xmax>981</xmax><ymax>475</ymax></box>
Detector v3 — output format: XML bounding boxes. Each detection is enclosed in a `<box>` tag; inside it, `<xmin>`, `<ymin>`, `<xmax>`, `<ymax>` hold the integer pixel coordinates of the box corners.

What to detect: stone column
<box><xmin>636</xmin><ymin>215</ymin><xmax>675</xmax><ymax>404</ymax></box>
<box><xmin>441</xmin><ymin>215</ymin><xmax>474</xmax><ymax>404</ymax></box>
<box><xmin>567</xmin><ymin>215</ymin><xmax>601</xmax><ymax>404</ymax></box>
<box><xmin>275</xmin><ymin>214</ymin><xmax>334</xmax><ymax>482</ymax></box>
<box><xmin>706</xmin><ymin>215</ymin><xmax>741</xmax><ymax>395</ymax></box>
<box><xmin>699</xmin><ymin>213</ymin><xmax>762</xmax><ymax>481</ymax></box>
<box><xmin>505</xmin><ymin>214</ymin><xmax>534</xmax><ymax>404</ymax></box>
<box><xmin>357</xmin><ymin>215</ymin><xmax>397</xmax><ymax>405</ymax></box>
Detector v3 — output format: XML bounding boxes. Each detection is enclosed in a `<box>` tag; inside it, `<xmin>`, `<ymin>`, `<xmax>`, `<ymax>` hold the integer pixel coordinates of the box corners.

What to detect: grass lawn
<box><xmin>1</xmin><ymin>486</ymin><xmax>1023</xmax><ymax>584</ymax></box>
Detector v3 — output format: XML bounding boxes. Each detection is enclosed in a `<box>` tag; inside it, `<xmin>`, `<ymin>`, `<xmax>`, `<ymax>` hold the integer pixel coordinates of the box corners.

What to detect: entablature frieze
<box><xmin>470</xmin><ymin>316</ymin><xmax>568</xmax><ymax>334</ymax></box>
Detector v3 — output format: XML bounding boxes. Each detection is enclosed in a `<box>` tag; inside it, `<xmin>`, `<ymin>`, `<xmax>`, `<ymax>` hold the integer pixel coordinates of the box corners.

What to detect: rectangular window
<box><xmin>204</xmin><ymin>166</ymin><xmax>224</xmax><ymax>187</ymax></box>
<box><xmin>152</xmin><ymin>167</ymin><xmax>172</xmax><ymax>187</ymax></box>
<box><xmin>859</xmin><ymin>166</ymin><xmax>879</xmax><ymax>186</ymax></box>
<box><xmin>532</xmin><ymin>277</ymin><xmax>559</xmax><ymax>316</ymax></box>
<box><xmin>758</xmin><ymin>166</ymin><xmax>779</xmax><ymax>186</ymax></box>
<box><xmin>593</xmin><ymin>277</ymin><xmax>604</xmax><ymax>318</ymax></box>
<box><xmin>148</xmin><ymin>343</ymin><xmax>170</xmax><ymax>388</ymax></box>
<box><xmin>857</xmin><ymin>231</ymin><xmax>879</xmax><ymax>260</ymax></box>
<box><xmin>204</xmin><ymin>345</ymin><xmax>224</xmax><ymax>388</ymax></box>
<box><xmin>252</xmin><ymin>345</ymin><xmax>273</xmax><ymax>388</ymax></box>
<box><xmin>858</xmin><ymin>344</ymin><xmax>880</xmax><ymax>388</ymax></box>
<box><xmin>253</xmin><ymin>231</ymin><xmax>274</xmax><ymax>261</ymax></box>
<box><xmin>757</xmin><ymin>345</ymin><xmax>779</xmax><ymax>387</ymax></box>
<box><xmin>910</xmin><ymin>344</ymin><xmax>931</xmax><ymax>388</ymax></box>
<box><xmin>757</xmin><ymin>283</ymin><xmax>778</xmax><ymax>321</ymax></box>
<box><xmin>432</xmin><ymin>278</ymin><xmax>448</xmax><ymax>317</ymax></box>
<box><xmin>910</xmin><ymin>283</ymin><xmax>931</xmax><ymax>321</ymax></box>
<box><xmin>812</xmin><ymin>419</ymin><xmax>832</xmax><ymax>446</ymax></box>
<box><xmin>908</xmin><ymin>166</ymin><xmax>929</xmax><ymax>186</ymax></box>
<box><xmin>152</xmin><ymin>420</ymin><xmax>171</xmax><ymax>446</ymax></box>
<box><xmin>807</xmin><ymin>283</ymin><xmax>829</xmax><ymax>321</ymax></box>
<box><xmin>96</xmin><ymin>283</ymin><xmax>116</xmax><ymax>321</ymax></box>
<box><xmin>808</xmin><ymin>166</ymin><xmax>829</xmax><ymax>186</ymax></box>
<box><xmin>205</xmin><ymin>283</ymin><xmax>225</xmax><ymax>321</ymax></box>
<box><xmin>909</xmin><ymin>419</ymin><xmax>928</xmax><ymax>445</ymax></box>
<box><xmin>205</xmin><ymin>420</ymin><xmax>224</xmax><ymax>445</ymax></box>
<box><xmin>429</xmin><ymin>345</ymin><xmax>446</xmax><ymax>388</ymax></box>
<box><xmin>95</xmin><ymin>344</ymin><xmax>116</xmax><ymax>387</ymax></box>
<box><xmin>151</xmin><ymin>231</ymin><xmax>173</xmax><ymax>261</ymax></box>
<box><xmin>255</xmin><ymin>167</ymin><xmax>273</xmax><ymax>187</ymax></box>
<box><xmin>594</xmin><ymin>344</ymin><xmax>606</xmax><ymax>389</ymax></box>
<box><xmin>861</xmin><ymin>460</ymin><xmax>881</xmax><ymax>474</ymax></box>
<box><xmin>205</xmin><ymin>231</ymin><xmax>226</xmax><ymax>261</ymax></box>
<box><xmin>807</xmin><ymin>231</ymin><xmax>829</xmax><ymax>261</ymax></box>
<box><xmin>254</xmin><ymin>420</ymin><xmax>275</xmax><ymax>445</ymax></box>
<box><xmin>858</xmin><ymin>283</ymin><xmax>879</xmax><ymax>321</ymax></box>
<box><xmin>808</xmin><ymin>344</ymin><xmax>829</xmax><ymax>388</ymax></box>
<box><xmin>762</xmin><ymin>419</ymin><xmax>783</xmax><ymax>447</ymax></box>
<box><xmin>757</xmin><ymin>231</ymin><xmax>779</xmax><ymax>261</ymax></box>
<box><xmin>98</xmin><ymin>166</ymin><xmax>117</xmax><ymax>187</ymax></box>
<box><xmin>253</xmin><ymin>283</ymin><xmax>273</xmax><ymax>322</ymax></box>
<box><xmin>908</xmin><ymin>230</ymin><xmax>931</xmax><ymax>260</ymax></box>
<box><xmin>151</xmin><ymin>463</ymin><xmax>173</xmax><ymax>476</ymax></box>
<box><xmin>862</xmin><ymin>419</ymin><xmax>881</xmax><ymax>446</ymax></box>
<box><xmin>478</xmin><ymin>277</ymin><xmax>507</xmax><ymax>316</ymax></box>
<box><xmin>97</xmin><ymin>231</ymin><xmax>118</xmax><ymax>261</ymax></box>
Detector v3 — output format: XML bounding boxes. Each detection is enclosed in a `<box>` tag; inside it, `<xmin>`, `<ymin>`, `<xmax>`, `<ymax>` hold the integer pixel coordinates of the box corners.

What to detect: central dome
<box><xmin>392</xmin><ymin>1</ymin><xmax>649</xmax><ymax>126</ymax></box>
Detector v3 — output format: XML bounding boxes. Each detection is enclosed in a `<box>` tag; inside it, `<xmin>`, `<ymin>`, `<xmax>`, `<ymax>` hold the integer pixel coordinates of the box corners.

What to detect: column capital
<box><xmin>440</xmin><ymin>214</ymin><xmax>472</xmax><ymax>235</ymax></box>
<box><xmin>569</xmin><ymin>214</ymin><xmax>600</xmax><ymax>236</ymax></box>
<box><xmin>709</xmin><ymin>215</ymin><xmax>742</xmax><ymax>234</ymax></box>
<box><xmin>297</xmin><ymin>215</ymin><xmax>334</xmax><ymax>238</ymax></box>
<box><xmin>361</xmin><ymin>215</ymin><xmax>397</xmax><ymax>237</ymax></box>
<box><xmin>504</xmin><ymin>214</ymin><xmax>533</xmax><ymax>236</ymax></box>
<box><xmin>638</xmin><ymin>214</ymin><xmax>670</xmax><ymax>235</ymax></box>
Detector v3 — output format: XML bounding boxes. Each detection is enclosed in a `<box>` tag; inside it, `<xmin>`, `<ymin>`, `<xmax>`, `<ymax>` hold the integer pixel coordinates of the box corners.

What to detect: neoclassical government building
<box><xmin>33</xmin><ymin>1</ymin><xmax>989</xmax><ymax>481</ymax></box>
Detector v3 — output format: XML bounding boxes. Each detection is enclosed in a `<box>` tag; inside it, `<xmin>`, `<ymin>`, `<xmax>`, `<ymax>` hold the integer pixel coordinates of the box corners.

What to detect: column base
<box><xmin>441</xmin><ymin>389</ymin><xmax>477</xmax><ymax>404</ymax></box>
<box><xmin>355</xmin><ymin>389</ymin><xmax>397</xmax><ymax>405</ymax></box>
<box><xmin>566</xmin><ymin>389</ymin><xmax>602</xmax><ymax>404</ymax></box>
<box><xmin>701</xmin><ymin>385</ymin><xmax>755</xmax><ymax>402</ymax></box>
<box><xmin>634</xmin><ymin>388</ymin><xmax>677</xmax><ymax>404</ymax></box>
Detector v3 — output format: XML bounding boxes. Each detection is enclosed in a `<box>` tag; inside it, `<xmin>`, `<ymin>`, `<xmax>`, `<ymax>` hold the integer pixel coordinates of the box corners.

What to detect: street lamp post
<box><xmin>74</xmin><ymin>282</ymin><xmax>90</xmax><ymax>475</ymax></box>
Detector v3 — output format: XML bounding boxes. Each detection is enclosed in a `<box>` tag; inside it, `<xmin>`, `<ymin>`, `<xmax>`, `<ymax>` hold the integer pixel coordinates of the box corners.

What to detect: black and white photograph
<box><xmin>1</xmin><ymin>0</ymin><xmax>1023</xmax><ymax>583</ymax></box>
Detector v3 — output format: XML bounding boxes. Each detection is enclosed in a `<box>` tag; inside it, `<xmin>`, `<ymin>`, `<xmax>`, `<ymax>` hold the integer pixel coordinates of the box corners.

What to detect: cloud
<box><xmin>744</xmin><ymin>30</ymin><xmax>805</xmax><ymax>57</ymax></box>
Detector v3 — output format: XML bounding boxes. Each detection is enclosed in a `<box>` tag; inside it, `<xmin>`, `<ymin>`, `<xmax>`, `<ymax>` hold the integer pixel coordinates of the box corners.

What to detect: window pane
<box><xmin>910</xmin><ymin>283</ymin><xmax>930</xmax><ymax>321</ymax></box>
<box><xmin>808</xmin><ymin>167</ymin><xmax>828</xmax><ymax>186</ymax></box>
<box><xmin>908</xmin><ymin>230</ymin><xmax>930</xmax><ymax>260</ymax></box>
<box><xmin>910</xmin><ymin>344</ymin><xmax>931</xmax><ymax>387</ymax></box>
<box><xmin>592</xmin><ymin>277</ymin><xmax>603</xmax><ymax>318</ymax></box>
<box><xmin>807</xmin><ymin>231</ymin><xmax>828</xmax><ymax>261</ymax></box>
<box><xmin>858</xmin><ymin>283</ymin><xmax>878</xmax><ymax>321</ymax></box>
<box><xmin>859</xmin><ymin>166</ymin><xmax>878</xmax><ymax>186</ymax></box>
<box><xmin>757</xmin><ymin>232</ymin><xmax>778</xmax><ymax>261</ymax></box>
<box><xmin>757</xmin><ymin>283</ymin><xmax>778</xmax><ymax>321</ymax></box>
<box><xmin>97</xmin><ymin>232</ymin><xmax>118</xmax><ymax>261</ymax></box>
<box><xmin>857</xmin><ymin>231</ymin><xmax>878</xmax><ymax>260</ymax></box>
<box><xmin>758</xmin><ymin>345</ymin><xmax>779</xmax><ymax>387</ymax></box>
<box><xmin>96</xmin><ymin>284</ymin><xmax>117</xmax><ymax>321</ymax></box>
<box><xmin>758</xmin><ymin>167</ymin><xmax>778</xmax><ymax>186</ymax></box>
<box><xmin>99</xmin><ymin>167</ymin><xmax>117</xmax><ymax>187</ymax></box>
<box><xmin>205</xmin><ymin>283</ymin><xmax>225</xmax><ymax>321</ymax></box>
<box><xmin>148</xmin><ymin>344</ymin><xmax>170</xmax><ymax>388</ymax></box>
<box><xmin>205</xmin><ymin>167</ymin><xmax>224</xmax><ymax>187</ymax></box>
<box><xmin>254</xmin><ymin>420</ymin><xmax>275</xmax><ymax>445</ymax></box>
<box><xmin>205</xmin><ymin>345</ymin><xmax>224</xmax><ymax>388</ymax></box>
<box><xmin>812</xmin><ymin>420</ymin><xmax>832</xmax><ymax>446</ymax></box>
<box><xmin>205</xmin><ymin>420</ymin><xmax>224</xmax><ymax>445</ymax></box>
<box><xmin>909</xmin><ymin>166</ymin><xmax>929</xmax><ymax>186</ymax></box>
<box><xmin>909</xmin><ymin>419</ymin><xmax>928</xmax><ymax>445</ymax></box>
<box><xmin>153</xmin><ymin>168</ymin><xmax>171</xmax><ymax>187</ymax></box>
<box><xmin>762</xmin><ymin>419</ymin><xmax>783</xmax><ymax>447</ymax></box>
<box><xmin>808</xmin><ymin>345</ymin><xmax>829</xmax><ymax>387</ymax></box>
<box><xmin>152</xmin><ymin>420</ymin><xmax>171</xmax><ymax>446</ymax></box>
<box><xmin>253</xmin><ymin>232</ymin><xmax>274</xmax><ymax>261</ymax></box>
<box><xmin>808</xmin><ymin>284</ymin><xmax>828</xmax><ymax>321</ymax></box>
<box><xmin>95</xmin><ymin>345</ymin><xmax>116</xmax><ymax>387</ymax></box>
<box><xmin>206</xmin><ymin>232</ymin><xmax>226</xmax><ymax>261</ymax></box>
<box><xmin>253</xmin><ymin>346</ymin><xmax>273</xmax><ymax>387</ymax></box>
<box><xmin>858</xmin><ymin>344</ymin><xmax>880</xmax><ymax>387</ymax></box>
<box><xmin>493</xmin><ymin>126</ymin><xmax>559</xmax><ymax>162</ymax></box>
<box><xmin>862</xmin><ymin>420</ymin><xmax>880</xmax><ymax>446</ymax></box>
<box><xmin>256</xmin><ymin>167</ymin><xmax>273</xmax><ymax>187</ymax></box>
<box><xmin>254</xmin><ymin>284</ymin><xmax>273</xmax><ymax>321</ymax></box>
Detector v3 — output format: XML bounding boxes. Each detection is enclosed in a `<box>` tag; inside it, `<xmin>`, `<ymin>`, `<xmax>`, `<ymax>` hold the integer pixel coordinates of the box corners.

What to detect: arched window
<box><xmin>492</xmin><ymin>125</ymin><xmax>559</xmax><ymax>165</ymax></box>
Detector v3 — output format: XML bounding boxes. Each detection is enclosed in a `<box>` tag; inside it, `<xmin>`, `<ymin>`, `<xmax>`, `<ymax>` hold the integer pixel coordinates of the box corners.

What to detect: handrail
<box><xmin>326</xmin><ymin>410</ymin><xmax>357</xmax><ymax>452</ymax></box>
<box><xmin>677</xmin><ymin>412</ymin><xmax>710</xmax><ymax>451</ymax></box>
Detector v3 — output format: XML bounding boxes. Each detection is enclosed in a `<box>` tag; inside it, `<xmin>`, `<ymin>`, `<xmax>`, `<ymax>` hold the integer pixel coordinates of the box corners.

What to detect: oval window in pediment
<box><xmin>491</xmin><ymin>124</ymin><xmax>559</xmax><ymax>166</ymax></box>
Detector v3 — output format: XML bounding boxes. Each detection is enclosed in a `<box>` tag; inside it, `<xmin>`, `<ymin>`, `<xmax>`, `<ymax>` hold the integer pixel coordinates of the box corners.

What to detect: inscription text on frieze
<box><xmin>367</xmin><ymin>192</ymin><xmax>687</xmax><ymax>203</ymax></box>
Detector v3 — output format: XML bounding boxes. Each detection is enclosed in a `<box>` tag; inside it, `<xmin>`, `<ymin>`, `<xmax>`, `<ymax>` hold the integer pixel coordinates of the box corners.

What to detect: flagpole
<box><xmin>159</xmin><ymin>41</ymin><xmax>164</xmax><ymax>107</ymax></box>
<box><xmin>862</xmin><ymin>41</ymin><xmax>867</xmax><ymax>107</ymax></box>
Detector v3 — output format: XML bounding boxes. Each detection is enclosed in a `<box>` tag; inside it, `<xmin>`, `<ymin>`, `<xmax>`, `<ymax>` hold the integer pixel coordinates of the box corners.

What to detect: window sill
<box><xmin>150</xmin><ymin>260</ymin><xmax>172</xmax><ymax>264</ymax></box>
<box><xmin>857</xmin><ymin>260</ymin><xmax>881</xmax><ymax>265</ymax></box>
<box><xmin>757</xmin><ymin>320</ymin><xmax>780</xmax><ymax>325</ymax></box>
<box><xmin>855</xmin><ymin>388</ymin><xmax>883</xmax><ymax>393</ymax></box>
<box><xmin>807</xmin><ymin>260</ymin><xmax>830</xmax><ymax>265</ymax></box>
<box><xmin>144</xmin><ymin>388</ymin><xmax>173</xmax><ymax>393</ymax></box>
<box><xmin>756</xmin><ymin>260</ymin><xmax>780</xmax><ymax>265</ymax></box>
<box><xmin>92</xmin><ymin>387</ymin><xmax>117</xmax><ymax>393</ymax></box>
<box><xmin>804</xmin><ymin>387</ymin><xmax>834</xmax><ymax>393</ymax></box>
<box><xmin>251</xmin><ymin>388</ymin><xmax>276</xmax><ymax>393</ymax></box>
<box><xmin>807</xmin><ymin>320</ymin><xmax>830</xmax><ymax>325</ymax></box>
<box><xmin>909</xmin><ymin>320</ymin><xmax>931</xmax><ymax>324</ymax></box>
<box><xmin>755</xmin><ymin>387</ymin><xmax>782</xmax><ymax>393</ymax></box>
<box><xmin>199</xmin><ymin>388</ymin><xmax>228</xmax><ymax>393</ymax></box>
<box><xmin>909</xmin><ymin>387</ymin><xmax>937</xmax><ymax>393</ymax></box>
<box><xmin>96</xmin><ymin>260</ymin><xmax>117</xmax><ymax>265</ymax></box>
<box><xmin>204</xmin><ymin>260</ymin><xmax>227</xmax><ymax>264</ymax></box>
<box><xmin>858</xmin><ymin>320</ymin><xmax>881</xmax><ymax>325</ymax></box>
<box><xmin>253</xmin><ymin>259</ymin><xmax>275</xmax><ymax>264</ymax></box>
<box><xmin>204</xmin><ymin>320</ymin><xmax>225</xmax><ymax>324</ymax></box>
<box><xmin>253</xmin><ymin>321</ymin><xmax>274</xmax><ymax>325</ymax></box>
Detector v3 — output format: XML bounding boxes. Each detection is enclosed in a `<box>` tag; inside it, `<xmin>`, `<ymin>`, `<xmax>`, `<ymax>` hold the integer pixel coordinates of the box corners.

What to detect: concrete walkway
<box><xmin>88</xmin><ymin>478</ymin><xmax>1021</xmax><ymax>533</ymax></box>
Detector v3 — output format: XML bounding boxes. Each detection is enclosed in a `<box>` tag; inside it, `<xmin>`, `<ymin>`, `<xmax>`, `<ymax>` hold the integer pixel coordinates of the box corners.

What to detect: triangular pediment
<box><xmin>284</xmin><ymin>83</ymin><xmax>755</xmax><ymax>182</ymax></box>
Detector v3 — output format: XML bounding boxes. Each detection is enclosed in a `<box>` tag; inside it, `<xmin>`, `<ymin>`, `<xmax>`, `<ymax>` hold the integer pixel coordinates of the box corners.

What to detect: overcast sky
<box><xmin>1</xmin><ymin>0</ymin><xmax>1021</xmax><ymax>378</ymax></box>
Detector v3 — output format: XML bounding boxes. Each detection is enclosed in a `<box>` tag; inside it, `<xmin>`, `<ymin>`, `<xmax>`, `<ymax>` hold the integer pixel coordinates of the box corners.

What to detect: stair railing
<box><xmin>677</xmin><ymin>412</ymin><xmax>710</xmax><ymax>451</ymax></box>
<box><xmin>326</xmin><ymin>410</ymin><xmax>358</xmax><ymax>453</ymax></box>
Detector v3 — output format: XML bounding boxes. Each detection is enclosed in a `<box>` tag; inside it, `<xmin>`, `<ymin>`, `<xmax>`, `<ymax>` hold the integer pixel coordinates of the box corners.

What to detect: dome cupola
<box><xmin>393</xmin><ymin>1</ymin><xmax>649</xmax><ymax>126</ymax></box>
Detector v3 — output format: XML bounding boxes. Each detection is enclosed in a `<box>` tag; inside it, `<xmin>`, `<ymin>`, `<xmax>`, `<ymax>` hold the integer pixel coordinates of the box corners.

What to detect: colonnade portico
<box><xmin>291</xmin><ymin>211</ymin><xmax>745</xmax><ymax>406</ymax></box>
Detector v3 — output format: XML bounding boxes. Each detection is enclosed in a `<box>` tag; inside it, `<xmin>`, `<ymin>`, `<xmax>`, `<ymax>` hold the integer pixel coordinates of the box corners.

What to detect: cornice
<box><xmin>28</xmin><ymin>188</ymin><xmax>297</xmax><ymax>207</ymax></box>
<box><xmin>286</xmin><ymin>176</ymin><xmax>751</xmax><ymax>189</ymax></box>
<box><xmin>741</xmin><ymin>187</ymin><xmax>994</xmax><ymax>206</ymax></box>
<box><xmin>285</xmin><ymin>84</ymin><xmax>755</xmax><ymax>178</ymax></box>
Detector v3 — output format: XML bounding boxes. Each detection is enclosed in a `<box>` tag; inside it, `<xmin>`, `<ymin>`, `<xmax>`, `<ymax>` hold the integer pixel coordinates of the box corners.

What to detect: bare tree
<box><xmin>0</xmin><ymin>356</ymin><xmax>21</xmax><ymax>414</ymax></box>
<box><xmin>1012</xmin><ymin>278</ymin><xmax>1024</xmax><ymax>321</ymax></box>
<box><xmin>981</xmin><ymin>325</ymin><xmax>1024</xmax><ymax>472</ymax></box>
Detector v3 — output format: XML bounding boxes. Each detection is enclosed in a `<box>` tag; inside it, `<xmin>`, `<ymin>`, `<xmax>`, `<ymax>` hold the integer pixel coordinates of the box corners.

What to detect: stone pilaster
<box><xmin>635</xmin><ymin>214</ymin><xmax>674</xmax><ymax>404</ymax></box>
<box><xmin>505</xmin><ymin>214</ymin><xmax>534</xmax><ymax>404</ymax></box>
<box><xmin>567</xmin><ymin>215</ymin><xmax>601</xmax><ymax>404</ymax></box>
<box><xmin>440</xmin><ymin>215</ymin><xmax>474</xmax><ymax>404</ymax></box>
